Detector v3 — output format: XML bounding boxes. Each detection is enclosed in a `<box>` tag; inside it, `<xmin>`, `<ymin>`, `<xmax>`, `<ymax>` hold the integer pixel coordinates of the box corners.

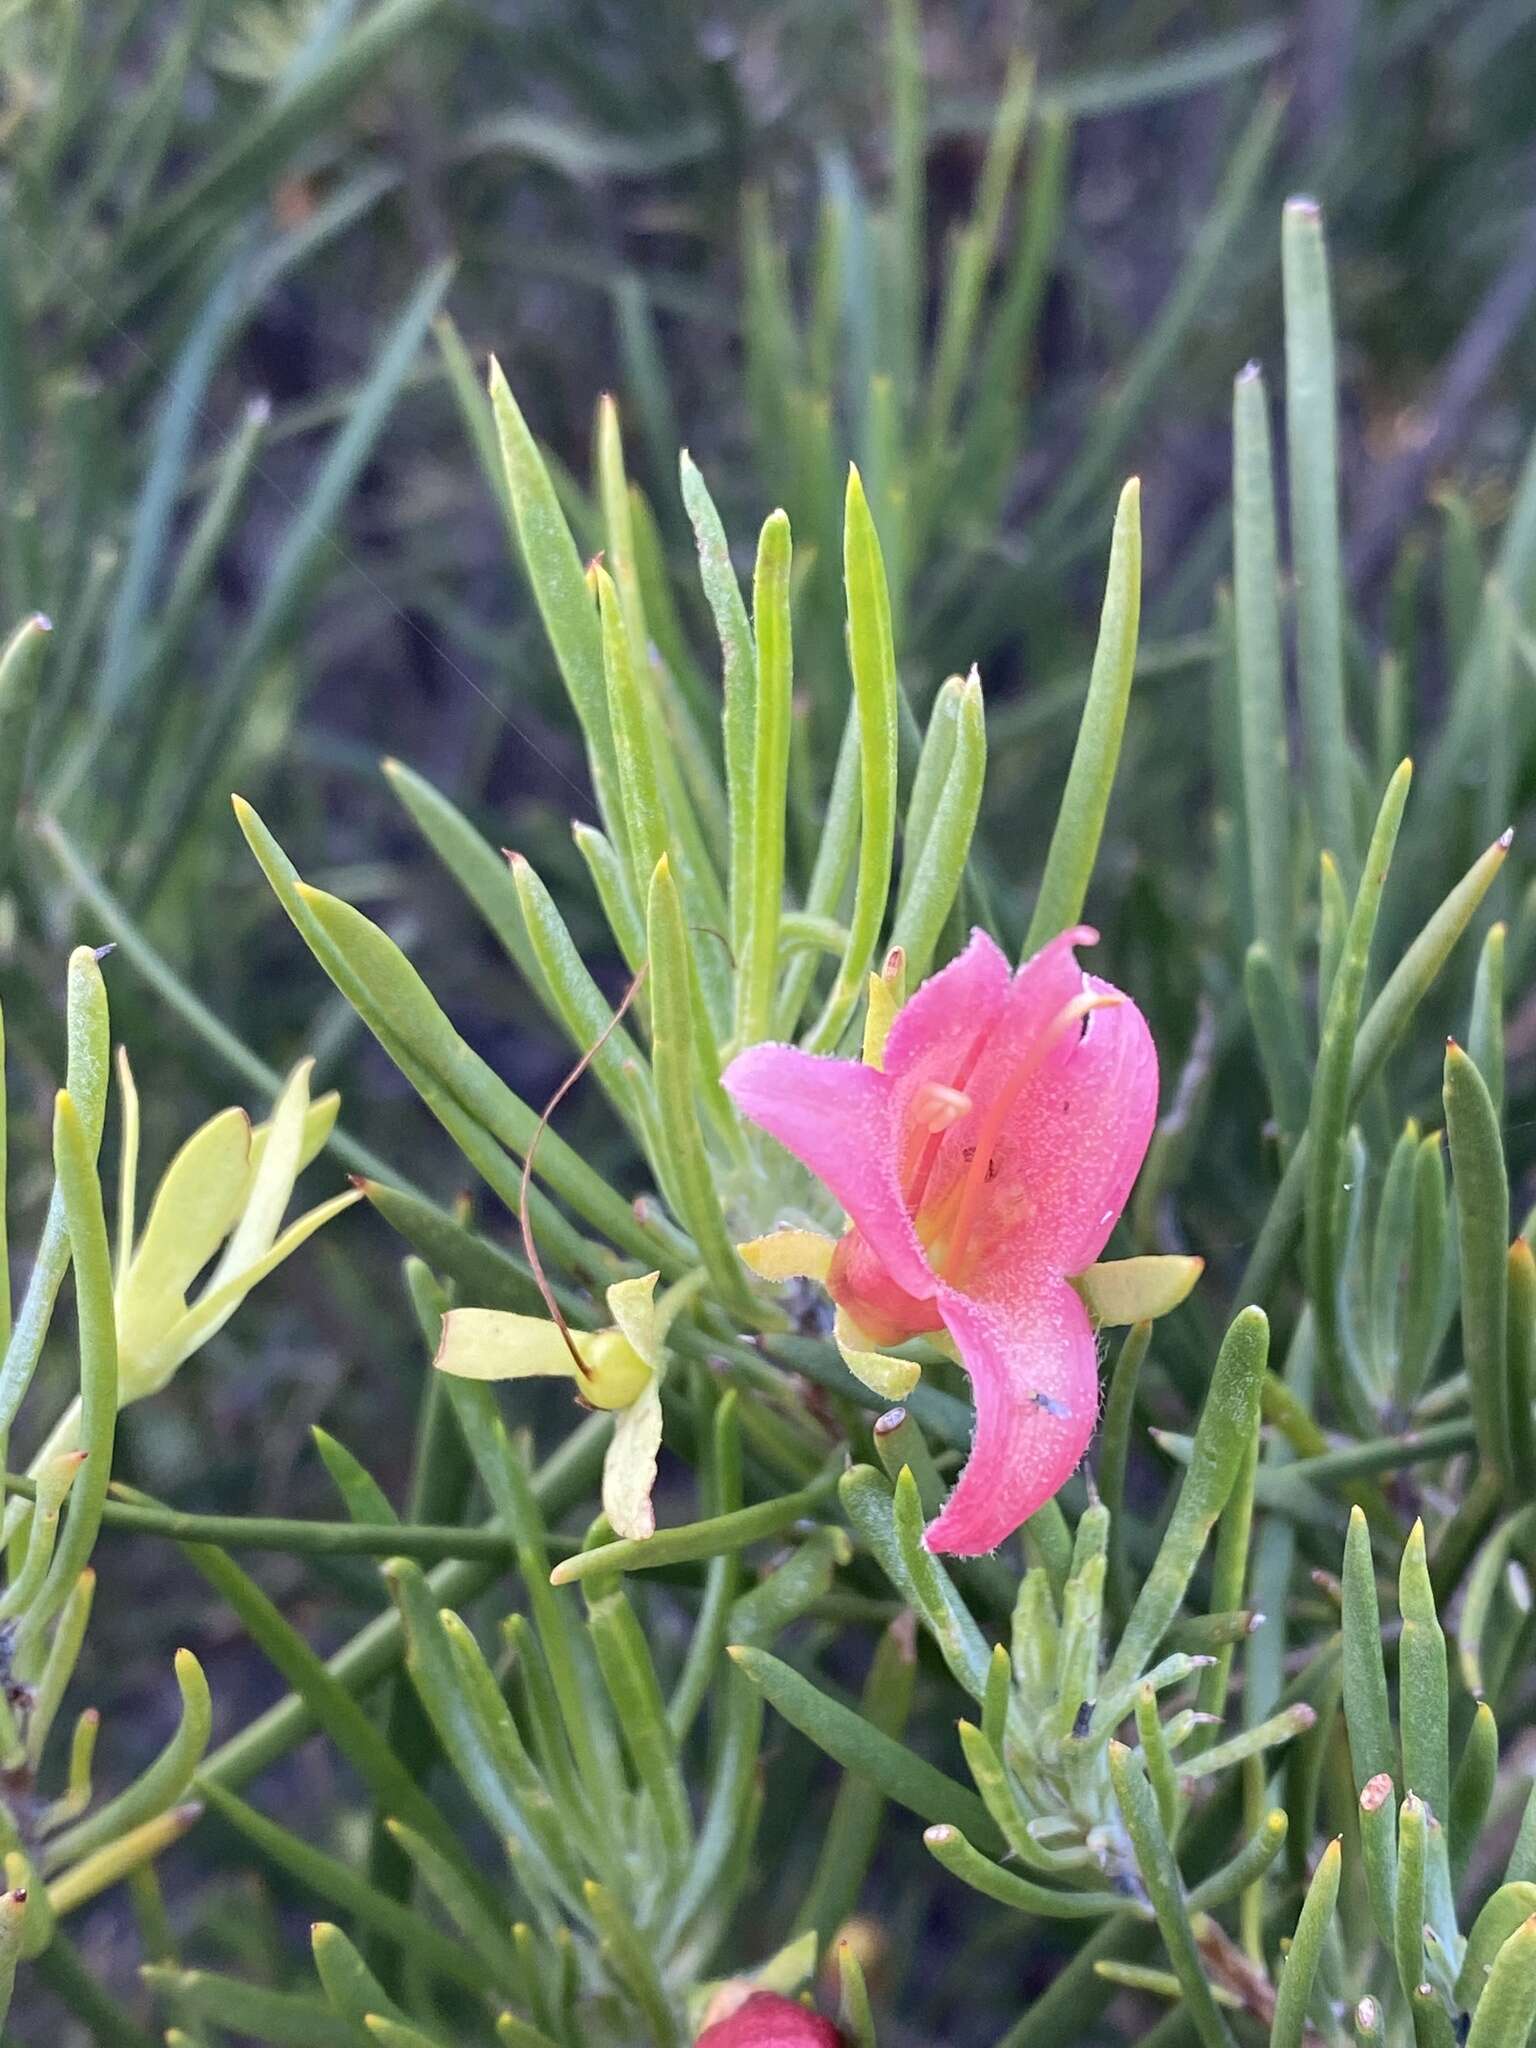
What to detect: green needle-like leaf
<box><xmin>1306</xmin><ymin>760</ymin><xmax>1411</xmax><ymax>1385</ymax></box>
<box><xmin>738</xmin><ymin>509</ymin><xmax>794</xmax><ymax>1047</ymax></box>
<box><xmin>1025</xmin><ymin>478</ymin><xmax>1141</xmax><ymax>954</ymax></box>
<box><xmin>922</xmin><ymin>1825</ymin><xmax>1126</xmax><ymax>1919</ymax></box>
<box><xmin>646</xmin><ymin>855</ymin><xmax>753</xmax><ymax>1307</ymax></box>
<box><xmin>489</xmin><ymin>362</ymin><xmax>622</xmax><ymax>833</ymax></box>
<box><xmin>1270</xmin><ymin>1838</ymin><xmax>1342</xmax><ymax>2048</ymax></box>
<box><xmin>1232</xmin><ymin>364</ymin><xmax>1292</xmax><ymax>978</ymax></box>
<box><xmin>1398</xmin><ymin>1522</ymin><xmax>1450</xmax><ymax>1823</ymax></box>
<box><xmin>1466</xmin><ymin>1916</ymin><xmax>1536</xmax><ymax>2048</ymax></box>
<box><xmin>0</xmin><ymin>612</ymin><xmax>49</xmax><ymax>891</ymax></box>
<box><xmin>1099</xmin><ymin>1305</ymin><xmax>1267</xmax><ymax>1707</ymax></box>
<box><xmin>804</xmin><ymin>467</ymin><xmax>900</xmax><ymax>1052</ymax></box>
<box><xmin>27</xmin><ymin>1089</ymin><xmax>116</xmax><ymax>1640</ymax></box>
<box><xmin>1108</xmin><ymin>1742</ymin><xmax>1235</xmax><ymax>2048</ymax></box>
<box><xmin>550</xmin><ymin>1460</ymin><xmax>840</xmax><ymax>1584</ymax></box>
<box><xmin>1445</xmin><ymin>1041</ymin><xmax>1512</xmax><ymax>1484</ymax></box>
<box><xmin>890</xmin><ymin>668</ymin><xmax>986</xmax><ymax>984</ymax></box>
<box><xmin>1341</xmin><ymin>1506</ymin><xmax>1396</xmax><ymax>1793</ymax></box>
<box><xmin>1395</xmin><ymin>1791</ymin><xmax>1428</xmax><ymax>2003</ymax></box>
<box><xmin>201</xmin><ymin>1780</ymin><xmax>498</xmax><ymax>1998</ymax></box>
<box><xmin>1238</xmin><ymin>827</ymin><xmax>1509</xmax><ymax>1310</ymax></box>
<box><xmin>1283</xmin><ymin>196</ymin><xmax>1354</xmax><ymax>882</ymax></box>
<box><xmin>681</xmin><ymin>451</ymin><xmax>756</xmax><ymax>965</ymax></box>
<box><xmin>727</xmin><ymin>1644</ymin><xmax>997</xmax><ymax>1843</ymax></box>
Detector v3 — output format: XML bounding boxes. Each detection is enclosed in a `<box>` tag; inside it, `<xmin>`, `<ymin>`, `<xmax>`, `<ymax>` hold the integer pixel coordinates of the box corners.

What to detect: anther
<box><xmin>912</xmin><ymin>1082</ymin><xmax>973</xmax><ymax>1133</ymax></box>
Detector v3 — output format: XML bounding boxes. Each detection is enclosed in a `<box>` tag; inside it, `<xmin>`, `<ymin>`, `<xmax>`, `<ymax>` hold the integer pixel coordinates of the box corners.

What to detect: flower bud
<box><xmin>577</xmin><ymin>1327</ymin><xmax>653</xmax><ymax>1410</ymax></box>
<box><xmin>695</xmin><ymin>1989</ymin><xmax>842</xmax><ymax>2047</ymax></box>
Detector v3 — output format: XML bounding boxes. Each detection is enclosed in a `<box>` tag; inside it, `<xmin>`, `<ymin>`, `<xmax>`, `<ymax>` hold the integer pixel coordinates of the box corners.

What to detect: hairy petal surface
<box><xmin>928</xmin><ymin>1273</ymin><xmax>1100</xmax><ymax>1556</ymax></box>
<box><xmin>723</xmin><ymin>1046</ymin><xmax>932</xmax><ymax>1300</ymax></box>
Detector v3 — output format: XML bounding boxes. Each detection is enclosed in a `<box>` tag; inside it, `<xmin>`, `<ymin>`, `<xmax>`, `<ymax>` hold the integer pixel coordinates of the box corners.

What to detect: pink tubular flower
<box><xmin>723</xmin><ymin>928</ymin><xmax>1158</xmax><ymax>1556</ymax></box>
<box><xmin>695</xmin><ymin>1990</ymin><xmax>844</xmax><ymax>2046</ymax></box>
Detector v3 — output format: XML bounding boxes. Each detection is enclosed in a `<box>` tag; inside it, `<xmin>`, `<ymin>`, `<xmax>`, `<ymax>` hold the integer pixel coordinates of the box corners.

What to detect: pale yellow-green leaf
<box><xmin>835</xmin><ymin>1307</ymin><xmax>922</xmax><ymax>1400</ymax></box>
<box><xmin>249</xmin><ymin>1087</ymin><xmax>339</xmax><ymax>1183</ymax></box>
<box><xmin>115</xmin><ymin>1108</ymin><xmax>253</xmax><ymax>1372</ymax></box>
<box><xmin>133</xmin><ymin>1188</ymin><xmax>360</xmax><ymax>1398</ymax></box>
<box><xmin>209</xmin><ymin>1059</ymin><xmax>312</xmax><ymax>1293</ymax></box>
<box><xmin>1071</xmin><ymin>1254</ymin><xmax>1204</xmax><ymax>1326</ymax></box>
<box><xmin>602</xmin><ymin>1379</ymin><xmax>664</xmax><ymax>1540</ymax></box>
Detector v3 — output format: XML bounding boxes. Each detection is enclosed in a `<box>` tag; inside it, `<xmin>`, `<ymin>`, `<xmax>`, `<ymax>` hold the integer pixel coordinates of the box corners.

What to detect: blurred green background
<box><xmin>5</xmin><ymin>0</ymin><xmax>1536</xmax><ymax>2034</ymax></box>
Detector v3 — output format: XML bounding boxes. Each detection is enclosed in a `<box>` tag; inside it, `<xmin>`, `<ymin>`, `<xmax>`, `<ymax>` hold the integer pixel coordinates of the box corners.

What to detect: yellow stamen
<box><xmin>942</xmin><ymin>991</ymin><xmax>1124</xmax><ymax>1284</ymax></box>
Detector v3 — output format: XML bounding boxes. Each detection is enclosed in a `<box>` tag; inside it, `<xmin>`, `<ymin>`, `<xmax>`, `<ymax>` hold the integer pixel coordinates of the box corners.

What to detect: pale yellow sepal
<box><xmin>835</xmin><ymin>1308</ymin><xmax>921</xmax><ymax>1401</ymax></box>
<box><xmin>435</xmin><ymin>1308</ymin><xmax>653</xmax><ymax>1412</ymax></box>
<box><xmin>739</xmin><ymin>1229</ymin><xmax>836</xmax><ymax>1284</ymax></box>
<box><xmin>753</xmin><ymin>1929</ymin><xmax>818</xmax><ymax>1994</ymax></box>
<box><xmin>862</xmin><ymin>971</ymin><xmax>898</xmax><ymax>1069</ymax></box>
<box><xmin>1071</xmin><ymin>1254</ymin><xmax>1204</xmax><ymax>1326</ymax></box>
<box><xmin>434</xmin><ymin>1311</ymin><xmax>583</xmax><ymax>1383</ymax></box>
<box><xmin>603</xmin><ymin>1379</ymin><xmax>665</xmax><ymax>1540</ymax></box>
<box><xmin>604</xmin><ymin>1271</ymin><xmax>662</xmax><ymax>1373</ymax></box>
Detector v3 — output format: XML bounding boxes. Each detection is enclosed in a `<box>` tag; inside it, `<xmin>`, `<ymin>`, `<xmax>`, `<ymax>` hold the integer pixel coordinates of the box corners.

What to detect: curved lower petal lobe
<box><xmin>926</xmin><ymin>1271</ymin><xmax>1099</xmax><ymax>1556</ymax></box>
<box><xmin>722</xmin><ymin>1044</ymin><xmax>933</xmax><ymax>1301</ymax></box>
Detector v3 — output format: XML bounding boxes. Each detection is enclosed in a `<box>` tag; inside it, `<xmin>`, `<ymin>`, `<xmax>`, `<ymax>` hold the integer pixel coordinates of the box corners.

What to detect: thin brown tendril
<box><xmin>519</xmin><ymin>961</ymin><xmax>649</xmax><ymax>1378</ymax></box>
<box><xmin>691</xmin><ymin>923</ymin><xmax>737</xmax><ymax>969</ymax></box>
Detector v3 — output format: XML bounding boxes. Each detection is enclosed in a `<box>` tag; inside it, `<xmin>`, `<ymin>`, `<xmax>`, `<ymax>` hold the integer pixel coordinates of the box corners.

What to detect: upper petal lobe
<box><xmin>889</xmin><ymin>929</ymin><xmax>1156</xmax><ymax>1281</ymax></box>
<box><xmin>722</xmin><ymin>1043</ymin><xmax>933</xmax><ymax>1301</ymax></box>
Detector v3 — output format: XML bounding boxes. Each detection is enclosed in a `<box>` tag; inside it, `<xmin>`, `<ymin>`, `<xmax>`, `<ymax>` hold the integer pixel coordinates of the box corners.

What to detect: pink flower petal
<box><xmin>962</xmin><ymin>972</ymin><xmax>1158</xmax><ymax>1277</ymax></box>
<box><xmin>882</xmin><ymin>927</ymin><xmax>1013</xmax><ymax>1092</ymax></box>
<box><xmin>925</xmin><ymin>1271</ymin><xmax>1100</xmax><ymax>1555</ymax></box>
<box><xmin>886</xmin><ymin>931</ymin><xmax>1155</xmax><ymax>1282</ymax></box>
<box><xmin>721</xmin><ymin>1045</ymin><xmax>933</xmax><ymax>1302</ymax></box>
<box><xmin>875</xmin><ymin>928</ymin><xmax>1095</xmax><ymax>1222</ymax></box>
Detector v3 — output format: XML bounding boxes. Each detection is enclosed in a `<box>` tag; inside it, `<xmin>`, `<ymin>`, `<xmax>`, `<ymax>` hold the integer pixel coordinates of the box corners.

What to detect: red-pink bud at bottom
<box><xmin>694</xmin><ymin>1988</ymin><xmax>843</xmax><ymax>2046</ymax></box>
